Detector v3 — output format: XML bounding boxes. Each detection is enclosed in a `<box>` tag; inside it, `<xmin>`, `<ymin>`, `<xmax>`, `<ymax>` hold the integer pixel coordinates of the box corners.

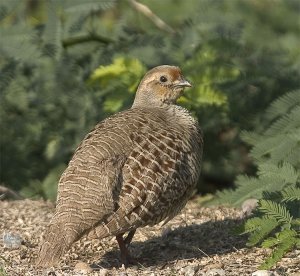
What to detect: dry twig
<box><xmin>127</xmin><ymin>0</ymin><xmax>175</xmax><ymax>34</ymax></box>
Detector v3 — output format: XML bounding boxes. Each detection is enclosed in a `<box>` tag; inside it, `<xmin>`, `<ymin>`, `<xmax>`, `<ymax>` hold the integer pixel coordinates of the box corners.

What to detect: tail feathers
<box><xmin>35</xmin><ymin>223</ymin><xmax>77</xmax><ymax>267</ymax></box>
<box><xmin>88</xmin><ymin>211</ymin><xmax>131</xmax><ymax>240</ymax></box>
<box><xmin>87</xmin><ymin>222</ymin><xmax>110</xmax><ymax>240</ymax></box>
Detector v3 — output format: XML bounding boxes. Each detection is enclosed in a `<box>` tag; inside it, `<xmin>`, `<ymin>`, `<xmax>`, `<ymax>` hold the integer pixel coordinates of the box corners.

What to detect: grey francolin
<box><xmin>36</xmin><ymin>65</ymin><xmax>203</xmax><ymax>267</ymax></box>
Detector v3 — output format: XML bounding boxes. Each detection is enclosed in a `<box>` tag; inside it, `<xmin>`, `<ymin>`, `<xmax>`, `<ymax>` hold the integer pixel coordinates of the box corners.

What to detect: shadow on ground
<box><xmin>94</xmin><ymin>218</ymin><xmax>247</xmax><ymax>269</ymax></box>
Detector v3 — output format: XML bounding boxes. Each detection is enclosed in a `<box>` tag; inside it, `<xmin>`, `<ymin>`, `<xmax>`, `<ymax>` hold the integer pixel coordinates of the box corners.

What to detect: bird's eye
<box><xmin>160</xmin><ymin>76</ymin><xmax>168</xmax><ymax>83</ymax></box>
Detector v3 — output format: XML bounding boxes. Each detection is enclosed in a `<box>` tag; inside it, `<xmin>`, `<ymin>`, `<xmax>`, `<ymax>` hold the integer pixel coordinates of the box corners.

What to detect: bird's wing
<box><xmin>36</xmin><ymin>115</ymin><xmax>131</xmax><ymax>267</ymax></box>
<box><xmin>89</xmin><ymin>125</ymin><xmax>200</xmax><ymax>238</ymax></box>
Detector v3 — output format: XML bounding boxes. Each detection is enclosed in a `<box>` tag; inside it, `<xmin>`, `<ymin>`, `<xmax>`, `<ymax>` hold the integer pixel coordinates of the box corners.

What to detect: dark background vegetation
<box><xmin>1</xmin><ymin>0</ymin><xmax>299</xmax><ymax>201</ymax></box>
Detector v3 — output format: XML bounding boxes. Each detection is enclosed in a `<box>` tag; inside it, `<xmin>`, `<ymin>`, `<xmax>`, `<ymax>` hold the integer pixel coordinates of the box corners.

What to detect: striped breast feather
<box><xmin>92</xmin><ymin>125</ymin><xmax>196</xmax><ymax>237</ymax></box>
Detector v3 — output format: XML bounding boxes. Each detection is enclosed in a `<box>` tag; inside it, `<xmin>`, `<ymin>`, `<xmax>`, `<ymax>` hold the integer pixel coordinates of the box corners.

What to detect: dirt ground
<box><xmin>1</xmin><ymin>198</ymin><xmax>299</xmax><ymax>276</ymax></box>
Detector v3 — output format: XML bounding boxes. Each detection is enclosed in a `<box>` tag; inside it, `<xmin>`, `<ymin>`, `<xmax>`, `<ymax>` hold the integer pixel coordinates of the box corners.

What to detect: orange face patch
<box><xmin>165</xmin><ymin>66</ymin><xmax>182</xmax><ymax>82</ymax></box>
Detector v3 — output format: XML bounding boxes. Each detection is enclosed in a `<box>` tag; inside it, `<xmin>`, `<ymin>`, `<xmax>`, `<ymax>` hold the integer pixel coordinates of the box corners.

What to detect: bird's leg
<box><xmin>116</xmin><ymin>234</ymin><xmax>136</xmax><ymax>266</ymax></box>
<box><xmin>124</xmin><ymin>229</ymin><xmax>136</xmax><ymax>245</ymax></box>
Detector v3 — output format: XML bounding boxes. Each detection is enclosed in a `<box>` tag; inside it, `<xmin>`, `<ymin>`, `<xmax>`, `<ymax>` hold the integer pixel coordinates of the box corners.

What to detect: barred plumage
<box><xmin>36</xmin><ymin>65</ymin><xmax>203</xmax><ymax>267</ymax></box>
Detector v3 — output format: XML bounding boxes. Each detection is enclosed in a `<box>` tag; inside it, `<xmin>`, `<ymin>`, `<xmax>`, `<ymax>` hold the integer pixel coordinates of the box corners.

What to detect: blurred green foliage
<box><xmin>0</xmin><ymin>0</ymin><xmax>300</xmax><ymax>200</ymax></box>
<box><xmin>211</xmin><ymin>90</ymin><xmax>300</xmax><ymax>206</ymax></box>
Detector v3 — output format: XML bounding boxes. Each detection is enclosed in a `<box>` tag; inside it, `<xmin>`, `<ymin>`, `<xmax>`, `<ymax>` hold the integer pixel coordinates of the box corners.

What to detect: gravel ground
<box><xmin>1</xmin><ymin>198</ymin><xmax>299</xmax><ymax>276</ymax></box>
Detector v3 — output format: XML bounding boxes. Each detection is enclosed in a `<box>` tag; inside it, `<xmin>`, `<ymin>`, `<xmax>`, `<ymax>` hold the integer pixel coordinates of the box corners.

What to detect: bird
<box><xmin>36</xmin><ymin>65</ymin><xmax>203</xmax><ymax>267</ymax></box>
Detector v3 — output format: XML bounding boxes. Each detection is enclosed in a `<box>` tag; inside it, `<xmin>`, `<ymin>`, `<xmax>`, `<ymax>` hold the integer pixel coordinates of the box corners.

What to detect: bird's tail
<box><xmin>88</xmin><ymin>210</ymin><xmax>131</xmax><ymax>240</ymax></box>
<box><xmin>35</xmin><ymin>223</ymin><xmax>77</xmax><ymax>267</ymax></box>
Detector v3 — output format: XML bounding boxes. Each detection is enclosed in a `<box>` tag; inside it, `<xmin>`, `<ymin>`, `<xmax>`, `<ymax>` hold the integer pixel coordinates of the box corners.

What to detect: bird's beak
<box><xmin>175</xmin><ymin>79</ymin><xmax>192</xmax><ymax>88</ymax></box>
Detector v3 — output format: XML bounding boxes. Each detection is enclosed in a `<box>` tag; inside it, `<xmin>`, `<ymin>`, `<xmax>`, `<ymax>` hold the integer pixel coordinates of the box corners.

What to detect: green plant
<box><xmin>0</xmin><ymin>256</ymin><xmax>7</xmax><ymax>276</ymax></box>
<box><xmin>212</xmin><ymin>90</ymin><xmax>300</xmax><ymax>205</ymax></box>
<box><xmin>211</xmin><ymin>90</ymin><xmax>300</xmax><ymax>268</ymax></box>
<box><xmin>240</xmin><ymin>187</ymin><xmax>300</xmax><ymax>269</ymax></box>
<box><xmin>0</xmin><ymin>266</ymin><xmax>6</xmax><ymax>276</ymax></box>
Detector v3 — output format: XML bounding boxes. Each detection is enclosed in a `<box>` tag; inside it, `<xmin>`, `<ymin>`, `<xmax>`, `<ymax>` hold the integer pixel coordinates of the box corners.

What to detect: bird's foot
<box><xmin>116</xmin><ymin>232</ymin><xmax>138</xmax><ymax>267</ymax></box>
<box><xmin>120</xmin><ymin>251</ymin><xmax>138</xmax><ymax>267</ymax></box>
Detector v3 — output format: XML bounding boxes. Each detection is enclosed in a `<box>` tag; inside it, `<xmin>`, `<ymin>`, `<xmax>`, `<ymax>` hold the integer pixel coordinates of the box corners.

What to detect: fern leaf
<box><xmin>0</xmin><ymin>24</ymin><xmax>40</xmax><ymax>61</ymax></box>
<box><xmin>268</xmin><ymin>136</ymin><xmax>299</xmax><ymax>165</ymax></box>
<box><xmin>291</xmin><ymin>218</ymin><xmax>300</xmax><ymax>226</ymax></box>
<box><xmin>265</xmin><ymin>106</ymin><xmax>300</xmax><ymax>136</ymax></box>
<box><xmin>258</xmin><ymin>200</ymin><xmax>292</xmax><ymax>224</ymax></box>
<box><xmin>250</xmin><ymin>135</ymin><xmax>284</xmax><ymax>160</ymax></box>
<box><xmin>257</xmin><ymin>162</ymin><xmax>298</xmax><ymax>184</ymax></box>
<box><xmin>259</xmin><ymin>229</ymin><xmax>298</xmax><ymax>269</ymax></box>
<box><xmin>60</xmin><ymin>0</ymin><xmax>116</xmax><ymax>13</ymax></box>
<box><xmin>240</xmin><ymin>130</ymin><xmax>262</xmax><ymax>146</ymax></box>
<box><xmin>42</xmin><ymin>1</ymin><xmax>62</xmax><ymax>58</ymax></box>
<box><xmin>227</xmin><ymin>175</ymin><xmax>264</xmax><ymax>206</ymax></box>
<box><xmin>0</xmin><ymin>0</ymin><xmax>22</xmax><ymax>22</ymax></box>
<box><xmin>241</xmin><ymin>217</ymin><xmax>264</xmax><ymax>234</ymax></box>
<box><xmin>282</xmin><ymin>185</ymin><xmax>300</xmax><ymax>202</ymax></box>
<box><xmin>247</xmin><ymin>218</ymin><xmax>278</xmax><ymax>246</ymax></box>
<box><xmin>208</xmin><ymin>188</ymin><xmax>236</xmax><ymax>205</ymax></box>
<box><xmin>261</xmin><ymin>237</ymin><xmax>279</xmax><ymax>248</ymax></box>
<box><xmin>261</xmin><ymin>190</ymin><xmax>282</xmax><ymax>201</ymax></box>
<box><xmin>266</xmin><ymin>90</ymin><xmax>300</xmax><ymax>121</ymax></box>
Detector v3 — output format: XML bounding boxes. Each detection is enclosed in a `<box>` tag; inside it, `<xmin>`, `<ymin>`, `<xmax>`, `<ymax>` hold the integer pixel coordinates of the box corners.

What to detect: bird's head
<box><xmin>133</xmin><ymin>65</ymin><xmax>192</xmax><ymax>107</ymax></box>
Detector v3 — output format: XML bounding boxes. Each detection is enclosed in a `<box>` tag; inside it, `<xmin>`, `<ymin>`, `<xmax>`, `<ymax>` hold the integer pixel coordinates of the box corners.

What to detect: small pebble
<box><xmin>252</xmin><ymin>270</ymin><xmax>277</xmax><ymax>276</ymax></box>
<box><xmin>182</xmin><ymin>265</ymin><xmax>199</xmax><ymax>276</ymax></box>
<box><xmin>74</xmin><ymin>261</ymin><xmax>93</xmax><ymax>274</ymax></box>
<box><xmin>206</xmin><ymin>268</ymin><xmax>226</xmax><ymax>276</ymax></box>
<box><xmin>241</xmin><ymin>198</ymin><xmax>258</xmax><ymax>218</ymax></box>
<box><xmin>99</xmin><ymin>268</ymin><xmax>109</xmax><ymax>276</ymax></box>
<box><xmin>3</xmin><ymin>232</ymin><xmax>23</xmax><ymax>249</ymax></box>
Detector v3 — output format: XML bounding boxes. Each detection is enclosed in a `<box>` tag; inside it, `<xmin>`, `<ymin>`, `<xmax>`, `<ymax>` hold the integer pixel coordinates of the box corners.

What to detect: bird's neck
<box><xmin>132</xmin><ymin>100</ymin><xmax>197</xmax><ymax>130</ymax></box>
<box><xmin>165</xmin><ymin>104</ymin><xmax>198</xmax><ymax>129</ymax></box>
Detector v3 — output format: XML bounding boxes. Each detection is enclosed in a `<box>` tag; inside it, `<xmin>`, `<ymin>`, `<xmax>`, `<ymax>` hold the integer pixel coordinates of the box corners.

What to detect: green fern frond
<box><xmin>277</xmin><ymin>228</ymin><xmax>298</xmax><ymax>241</ymax></box>
<box><xmin>258</xmin><ymin>200</ymin><xmax>292</xmax><ymax>224</ymax></box>
<box><xmin>0</xmin><ymin>0</ymin><xmax>18</xmax><ymax>22</ymax></box>
<box><xmin>261</xmin><ymin>237</ymin><xmax>280</xmax><ymax>248</ymax></box>
<box><xmin>0</xmin><ymin>61</ymin><xmax>17</xmax><ymax>91</ymax></box>
<box><xmin>67</xmin><ymin>14</ymin><xmax>88</xmax><ymax>34</ymax></box>
<box><xmin>266</xmin><ymin>90</ymin><xmax>300</xmax><ymax>121</ymax></box>
<box><xmin>251</xmin><ymin>135</ymin><xmax>289</xmax><ymax>161</ymax></box>
<box><xmin>259</xmin><ymin>229</ymin><xmax>298</xmax><ymax>269</ymax></box>
<box><xmin>291</xmin><ymin>219</ymin><xmax>300</xmax><ymax>226</ymax></box>
<box><xmin>240</xmin><ymin>130</ymin><xmax>262</xmax><ymax>146</ymax></box>
<box><xmin>0</xmin><ymin>24</ymin><xmax>40</xmax><ymax>61</ymax></box>
<box><xmin>212</xmin><ymin>169</ymin><xmax>296</xmax><ymax>206</ymax></box>
<box><xmin>61</xmin><ymin>0</ymin><xmax>116</xmax><ymax>13</ymax></box>
<box><xmin>268</xmin><ymin>136</ymin><xmax>299</xmax><ymax>165</ymax></box>
<box><xmin>281</xmin><ymin>185</ymin><xmax>300</xmax><ymax>202</ymax></box>
<box><xmin>257</xmin><ymin>162</ymin><xmax>298</xmax><ymax>184</ymax></box>
<box><xmin>42</xmin><ymin>1</ymin><xmax>62</xmax><ymax>58</ymax></box>
<box><xmin>248</xmin><ymin>136</ymin><xmax>278</xmax><ymax>160</ymax></box>
<box><xmin>261</xmin><ymin>236</ymin><xmax>279</xmax><ymax>248</ymax></box>
<box><xmin>241</xmin><ymin>217</ymin><xmax>264</xmax><ymax>234</ymax></box>
<box><xmin>246</xmin><ymin>218</ymin><xmax>278</xmax><ymax>246</ymax></box>
<box><xmin>212</xmin><ymin>175</ymin><xmax>263</xmax><ymax>206</ymax></box>
<box><xmin>261</xmin><ymin>191</ymin><xmax>282</xmax><ymax>201</ymax></box>
<box><xmin>266</xmin><ymin>106</ymin><xmax>300</xmax><ymax>136</ymax></box>
<box><xmin>207</xmin><ymin>188</ymin><xmax>236</xmax><ymax>205</ymax></box>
